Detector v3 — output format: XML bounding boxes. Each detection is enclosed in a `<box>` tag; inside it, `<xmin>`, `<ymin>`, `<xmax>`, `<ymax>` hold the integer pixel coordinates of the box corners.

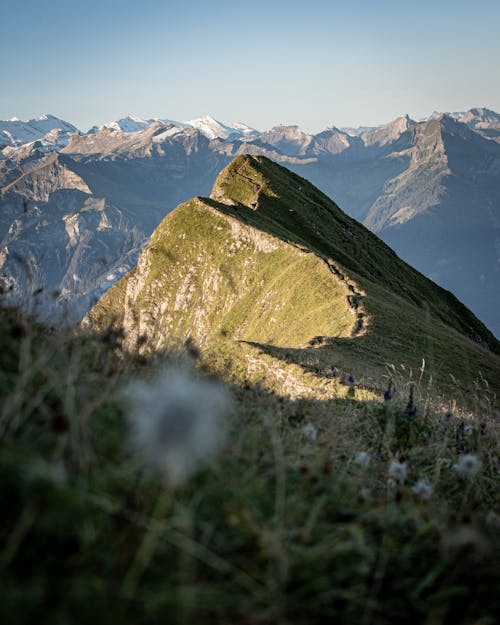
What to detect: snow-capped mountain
<box><xmin>0</xmin><ymin>114</ymin><xmax>78</xmax><ymax>147</ymax></box>
<box><xmin>100</xmin><ymin>114</ymin><xmax>258</xmax><ymax>141</ymax></box>
<box><xmin>180</xmin><ymin>115</ymin><xmax>258</xmax><ymax>140</ymax></box>
<box><xmin>455</xmin><ymin>107</ymin><xmax>500</xmax><ymax>142</ymax></box>
<box><xmin>102</xmin><ymin>113</ymin><xmax>152</xmax><ymax>133</ymax></box>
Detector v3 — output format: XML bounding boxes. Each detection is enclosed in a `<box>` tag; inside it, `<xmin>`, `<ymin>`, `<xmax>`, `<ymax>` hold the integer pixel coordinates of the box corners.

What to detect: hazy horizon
<box><xmin>2</xmin><ymin>0</ymin><xmax>500</xmax><ymax>134</ymax></box>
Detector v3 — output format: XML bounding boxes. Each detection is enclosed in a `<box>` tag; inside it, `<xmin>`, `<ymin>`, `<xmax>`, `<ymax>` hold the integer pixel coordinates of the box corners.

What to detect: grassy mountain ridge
<box><xmin>85</xmin><ymin>156</ymin><xmax>500</xmax><ymax>404</ymax></box>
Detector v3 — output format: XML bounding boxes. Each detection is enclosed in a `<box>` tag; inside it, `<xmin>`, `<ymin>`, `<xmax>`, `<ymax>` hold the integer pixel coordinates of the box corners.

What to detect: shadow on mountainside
<box><xmin>240</xmin><ymin>335</ymin><xmax>500</xmax><ymax>412</ymax></box>
<box><xmin>202</xmin><ymin>155</ymin><xmax>499</xmax><ymax>356</ymax></box>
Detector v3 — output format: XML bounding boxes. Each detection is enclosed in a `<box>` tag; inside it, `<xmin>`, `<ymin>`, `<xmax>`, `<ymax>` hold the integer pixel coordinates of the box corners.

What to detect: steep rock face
<box><xmin>285</xmin><ymin>116</ymin><xmax>500</xmax><ymax>336</ymax></box>
<box><xmin>85</xmin><ymin>156</ymin><xmax>500</xmax><ymax>401</ymax></box>
<box><xmin>360</xmin><ymin>115</ymin><xmax>416</xmax><ymax>149</ymax></box>
<box><xmin>0</xmin><ymin>151</ymin><xmax>146</xmax><ymax>323</ymax></box>
<box><xmin>363</xmin><ymin>117</ymin><xmax>451</xmax><ymax>231</ymax></box>
<box><xmin>305</xmin><ymin>128</ymin><xmax>361</xmax><ymax>158</ymax></box>
<box><xmin>2</xmin><ymin>154</ymin><xmax>91</xmax><ymax>202</ymax></box>
<box><xmin>360</xmin><ymin>116</ymin><xmax>500</xmax><ymax>336</ymax></box>
<box><xmin>259</xmin><ymin>126</ymin><xmax>312</xmax><ymax>156</ymax></box>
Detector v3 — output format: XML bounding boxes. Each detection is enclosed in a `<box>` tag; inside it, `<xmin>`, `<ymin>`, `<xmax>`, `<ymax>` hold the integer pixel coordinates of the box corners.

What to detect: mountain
<box><xmin>340</xmin><ymin>124</ymin><xmax>377</xmax><ymax>136</ymax></box>
<box><xmin>180</xmin><ymin>115</ymin><xmax>258</xmax><ymax>140</ymax></box>
<box><xmin>102</xmin><ymin>113</ymin><xmax>152</xmax><ymax>133</ymax></box>
<box><xmin>282</xmin><ymin>114</ymin><xmax>500</xmax><ymax>336</ymax></box>
<box><xmin>259</xmin><ymin>125</ymin><xmax>312</xmax><ymax>155</ymax></box>
<box><xmin>101</xmin><ymin>114</ymin><xmax>259</xmax><ymax>141</ymax></box>
<box><xmin>449</xmin><ymin>107</ymin><xmax>500</xmax><ymax>142</ymax></box>
<box><xmin>360</xmin><ymin>115</ymin><xmax>416</xmax><ymax>148</ymax></box>
<box><xmin>1</xmin><ymin>109</ymin><xmax>500</xmax><ymax>337</ymax></box>
<box><xmin>357</xmin><ymin>115</ymin><xmax>500</xmax><ymax>337</ymax></box>
<box><xmin>0</xmin><ymin>149</ymin><xmax>145</xmax><ymax>322</ymax></box>
<box><xmin>84</xmin><ymin>155</ymin><xmax>500</xmax><ymax>401</ymax></box>
<box><xmin>0</xmin><ymin>114</ymin><xmax>78</xmax><ymax>147</ymax></box>
<box><xmin>0</xmin><ymin>119</ymin><xmax>263</xmax><ymax>322</ymax></box>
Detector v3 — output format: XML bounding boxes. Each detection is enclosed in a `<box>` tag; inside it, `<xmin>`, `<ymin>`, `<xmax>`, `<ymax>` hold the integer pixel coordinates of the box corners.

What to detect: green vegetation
<box><xmin>0</xmin><ymin>306</ymin><xmax>499</xmax><ymax>625</ymax></box>
<box><xmin>87</xmin><ymin>155</ymin><xmax>500</xmax><ymax>403</ymax></box>
<box><xmin>2</xmin><ymin>155</ymin><xmax>499</xmax><ymax>624</ymax></box>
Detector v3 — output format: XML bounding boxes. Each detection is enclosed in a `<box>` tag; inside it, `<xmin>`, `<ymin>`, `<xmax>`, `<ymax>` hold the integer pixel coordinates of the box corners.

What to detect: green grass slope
<box><xmin>1</xmin><ymin>305</ymin><xmax>499</xmax><ymax>625</ymax></box>
<box><xmin>85</xmin><ymin>155</ymin><xmax>500</xmax><ymax>405</ymax></box>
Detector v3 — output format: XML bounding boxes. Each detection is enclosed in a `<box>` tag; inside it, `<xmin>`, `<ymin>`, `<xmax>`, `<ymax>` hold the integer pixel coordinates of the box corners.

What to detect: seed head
<box><xmin>302</xmin><ymin>423</ymin><xmax>318</xmax><ymax>441</ymax></box>
<box><xmin>388</xmin><ymin>459</ymin><xmax>407</xmax><ymax>482</ymax></box>
<box><xmin>452</xmin><ymin>454</ymin><xmax>482</xmax><ymax>478</ymax></box>
<box><xmin>123</xmin><ymin>365</ymin><xmax>232</xmax><ymax>486</ymax></box>
<box><xmin>411</xmin><ymin>478</ymin><xmax>433</xmax><ymax>501</ymax></box>
<box><xmin>354</xmin><ymin>451</ymin><xmax>370</xmax><ymax>467</ymax></box>
<box><xmin>463</xmin><ymin>424</ymin><xmax>474</xmax><ymax>437</ymax></box>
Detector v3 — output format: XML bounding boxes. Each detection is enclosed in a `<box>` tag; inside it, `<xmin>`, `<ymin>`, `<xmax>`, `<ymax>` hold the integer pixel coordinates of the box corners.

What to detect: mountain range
<box><xmin>1</xmin><ymin>107</ymin><xmax>499</xmax><ymax>337</ymax></box>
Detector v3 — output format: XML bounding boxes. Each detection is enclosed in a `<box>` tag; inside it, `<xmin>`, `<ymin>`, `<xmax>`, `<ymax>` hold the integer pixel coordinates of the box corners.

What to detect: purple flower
<box><xmin>384</xmin><ymin>380</ymin><xmax>395</xmax><ymax>401</ymax></box>
<box><xmin>405</xmin><ymin>384</ymin><xmax>416</xmax><ymax>417</ymax></box>
<box><xmin>348</xmin><ymin>375</ymin><xmax>355</xmax><ymax>385</ymax></box>
<box><xmin>330</xmin><ymin>365</ymin><xmax>338</xmax><ymax>378</ymax></box>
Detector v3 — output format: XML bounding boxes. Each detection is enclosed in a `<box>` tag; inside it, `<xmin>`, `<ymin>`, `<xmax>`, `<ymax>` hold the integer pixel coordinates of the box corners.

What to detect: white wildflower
<box><xmin>302</xmin><ymin>423</ymin><xmax>317</xmax><ymax>441</ymax></box>
<box><xmin>388</xmin><ymin>460</ymin><xmax>407</xmax><ymax>482</ymax></box>
<box><xmin>123</xmin><ymin>365</ymin><xmax>232</xmax><ymax>486</ymax></box>
<box><xmin>354</xmin><ymin>451</ymin><xmax>370</xmax><ymax>467</ymax></box>
<box><xmin>452</xmin><ymin>454</ymin><xmax>482</xmax><ymax>478</ymax></box>
<box><xmin>411</xmin><ymin>478</ymin><xmax>433</xmax><ymax>501</ymax></box>
<box><xmin>463</xmin><ymin>424</ymin><xmax>474</xmax><ymax>437</ymax></box>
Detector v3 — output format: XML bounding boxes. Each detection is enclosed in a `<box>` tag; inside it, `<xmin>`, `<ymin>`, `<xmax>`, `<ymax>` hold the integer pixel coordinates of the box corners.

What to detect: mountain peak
<box><xmin>85</xmin><ymin>154</ymin><xmax>499</xmax><ymax>400</ymax></box>
<box><xmin>102</xmin><ymin>114</ymin><xmax>151</xmax><ymax>132</ymax></box>
<box><xmin>124</xmin><ymin>113</ymin><xmax>148</xmax><ymax>123</ymax></box>
<box><xmin>180</xmin><ymin>115</ymin><xmax>257</xmax><ymax>140</ymax></box>
<box><xmin>361</xmin><ymin>115</ymin><xmax>414</xmax><ymax>147</ymax></box>
<box><xmin>388</xmin><ymin>114</ymin><xmax>414</xmax><ymax>130</ymax></box>
<box><xmin>0</xmin><ymin>114</ymin><xmax>79</xmax><ymax>146</ymax></box>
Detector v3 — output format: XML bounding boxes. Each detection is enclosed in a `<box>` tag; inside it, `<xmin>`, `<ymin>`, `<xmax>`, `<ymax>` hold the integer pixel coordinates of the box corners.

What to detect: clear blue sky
<box><xmin>2</xmin><ymin>0</ymin><xmax>499</xmax><ymax>132</ymax></box>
